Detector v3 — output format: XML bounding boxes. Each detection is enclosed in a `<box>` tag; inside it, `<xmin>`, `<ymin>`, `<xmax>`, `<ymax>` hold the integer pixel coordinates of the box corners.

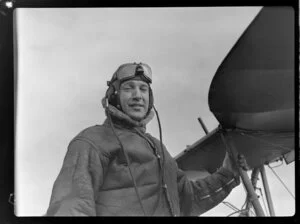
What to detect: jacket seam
<box><xmin>71</xmin><ymin>136</ymin><xmax>100</xmax><ymax>152</ymax></box>
<box><xmin>71</xmin><ymin>136</ymin><xmax>110</xmax><ymax>158</ymax></box>
<box><xmin>69</xmin><ymin>136</ymin><xmax>107</xmax><ymax>183</ymax></box>
<box><xmin>133</xmin><ymin>129</ymin><xmax>156</xmax><ymax>150</ymax></box>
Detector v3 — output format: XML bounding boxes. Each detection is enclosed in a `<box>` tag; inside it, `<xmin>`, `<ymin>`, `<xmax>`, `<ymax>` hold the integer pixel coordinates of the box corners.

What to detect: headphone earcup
<box><xmin>106</xmin><ymin>86</ymin><xmax>118</xmax><ymax>106</ymax></box>
<box><xmin>148</xmin><ymin>88</ymin><xmax>154</xmax><ymax>111</ymax></box>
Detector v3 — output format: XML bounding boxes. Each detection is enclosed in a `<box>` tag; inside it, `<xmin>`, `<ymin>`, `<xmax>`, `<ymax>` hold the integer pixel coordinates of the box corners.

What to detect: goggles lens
<box><xmin>112</xmin><ymin>63</ymin><xmax>152</xmax><ymax>83</ymax></box>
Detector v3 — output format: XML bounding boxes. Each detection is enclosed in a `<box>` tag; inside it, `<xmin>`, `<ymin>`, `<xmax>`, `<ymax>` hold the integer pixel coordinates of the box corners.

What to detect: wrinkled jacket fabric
<box><xmin>46</xmin><ymin>107</ymin><xmax>240</xmax><ymax>216</ymax></box>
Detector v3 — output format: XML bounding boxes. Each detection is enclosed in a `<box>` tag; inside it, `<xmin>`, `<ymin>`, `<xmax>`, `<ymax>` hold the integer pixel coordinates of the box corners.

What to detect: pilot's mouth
<box><xmin>129</xmin><ymin>104</ymin><xmax>144</xmax><ymax>109</ymax></box>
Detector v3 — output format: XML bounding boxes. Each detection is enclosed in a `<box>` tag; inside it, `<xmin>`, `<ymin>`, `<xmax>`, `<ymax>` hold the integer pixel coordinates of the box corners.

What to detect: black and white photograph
<box><xmin>6</xmin><ymin>4</ymin><xmax>296</xmax><ymax>217</ymax></box>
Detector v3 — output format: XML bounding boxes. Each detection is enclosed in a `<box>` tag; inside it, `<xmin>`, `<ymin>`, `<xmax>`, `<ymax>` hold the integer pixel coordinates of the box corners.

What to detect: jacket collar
<box><xmin>103</xmin><ymin>103</ymin><xmax>154</xmax><ymax>133</ymax></box>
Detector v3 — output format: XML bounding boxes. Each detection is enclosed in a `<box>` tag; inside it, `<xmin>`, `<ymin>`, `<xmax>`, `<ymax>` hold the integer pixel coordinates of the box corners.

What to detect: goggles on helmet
<box><xmin>108</xmin><ymin>62</ymin><xmax>152</xmax><ymax>86</ymax></box>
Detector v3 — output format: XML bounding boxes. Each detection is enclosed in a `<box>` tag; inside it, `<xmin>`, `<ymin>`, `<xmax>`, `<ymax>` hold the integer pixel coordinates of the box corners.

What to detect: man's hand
<box><xmin>222</xmin><ymin>152</ymin><xmax>250</xmax><ymax>176</ymax></box>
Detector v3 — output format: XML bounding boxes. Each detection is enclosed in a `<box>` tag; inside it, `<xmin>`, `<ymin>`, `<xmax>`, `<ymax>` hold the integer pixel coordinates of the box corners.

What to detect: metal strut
<box><xmin>260</xmin><ymin>165</ymin><xmax>276</xmax><ymax>216</ymax></box>
<box><xmin>220</xmin><ymin>129</ymin><xmax>265</xmax><ymax>217</ymax></box>
<box><xmin>244</xmin><ymin>167</ymin><xmax>260</xmax><ymax>216</ymax></box>
<box><xmin>198</xmin><ymin>117</ymin><xmax>209</xmax><ymax>135</ymax></box>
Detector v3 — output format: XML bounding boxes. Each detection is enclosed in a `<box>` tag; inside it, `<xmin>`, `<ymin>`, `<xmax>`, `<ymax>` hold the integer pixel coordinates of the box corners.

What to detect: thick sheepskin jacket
<box><xmin>46</xmin><ymin>108</ymin><xmax>240</xmax><ymax>216</ymax></box>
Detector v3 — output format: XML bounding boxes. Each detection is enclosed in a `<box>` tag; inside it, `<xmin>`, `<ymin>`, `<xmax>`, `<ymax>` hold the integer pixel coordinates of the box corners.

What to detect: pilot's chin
<box><xmin>129</xmin><ymin>113</ymin><xmax>145</xmax><ymax>122</ymax></box>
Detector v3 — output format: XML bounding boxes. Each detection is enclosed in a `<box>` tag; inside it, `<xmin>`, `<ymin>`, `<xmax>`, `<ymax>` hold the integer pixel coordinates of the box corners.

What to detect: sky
<box><xmin>14</xmin><ymin>7</ymin><xmax>295</xmax><ymax>216</ymax></box>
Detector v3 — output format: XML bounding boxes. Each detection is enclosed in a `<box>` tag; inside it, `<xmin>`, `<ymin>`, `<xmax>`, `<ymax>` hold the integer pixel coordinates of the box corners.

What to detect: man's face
<box><xmin>119</xmin><ymin>80</ymin><xmax>150</xmax><ymax>121</ymax></box>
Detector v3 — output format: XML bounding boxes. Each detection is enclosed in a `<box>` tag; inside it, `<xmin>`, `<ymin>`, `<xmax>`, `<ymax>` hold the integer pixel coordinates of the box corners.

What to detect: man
<box><xmin>46</xmin><ymin>62</ymin><xmax>246</xmax><ymax>216</ymax></box>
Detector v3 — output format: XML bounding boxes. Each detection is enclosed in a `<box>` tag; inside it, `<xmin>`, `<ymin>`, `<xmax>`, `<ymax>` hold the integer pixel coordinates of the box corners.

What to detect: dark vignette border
<box><xmin>0</xmin><ymin>0</ymin><xmax>298</xmax><ymax>224</ymax></box>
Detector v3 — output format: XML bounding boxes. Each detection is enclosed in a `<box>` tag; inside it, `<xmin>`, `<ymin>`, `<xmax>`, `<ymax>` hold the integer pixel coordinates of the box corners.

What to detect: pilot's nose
<box><xmin>132</xmin><ymin>87</ymin><xmax>142</xmax><ymax>100</ymax></box>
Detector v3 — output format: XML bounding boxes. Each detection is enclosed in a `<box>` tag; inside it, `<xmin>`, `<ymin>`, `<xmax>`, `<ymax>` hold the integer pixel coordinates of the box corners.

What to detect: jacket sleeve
<box><xmin>177</xmin><ymin>166</ymin><xmax>240</xmax><ymax>216</ymax></box>
<box><xmin>46</xmin><ymin>138</ymin><xmax>104</xmax><ymax>216</ymax></box>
